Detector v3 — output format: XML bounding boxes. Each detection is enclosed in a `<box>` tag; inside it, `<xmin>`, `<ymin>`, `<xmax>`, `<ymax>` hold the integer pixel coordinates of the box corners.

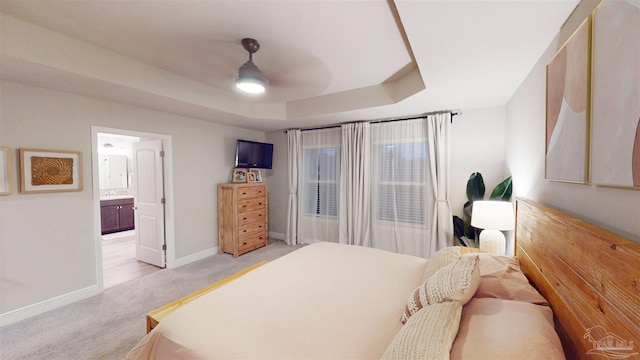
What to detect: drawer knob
<box><xmin>242</xmin><ymin>217</ymin><xmax>247</xmax><ymax>220</ymax></box>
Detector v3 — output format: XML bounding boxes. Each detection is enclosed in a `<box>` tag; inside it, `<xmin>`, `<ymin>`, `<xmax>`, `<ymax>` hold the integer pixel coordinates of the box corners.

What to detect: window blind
<box><xmin>376</xmin><ymin>142</ymin><xmax>428</xmax><ymax>224</ymax></box>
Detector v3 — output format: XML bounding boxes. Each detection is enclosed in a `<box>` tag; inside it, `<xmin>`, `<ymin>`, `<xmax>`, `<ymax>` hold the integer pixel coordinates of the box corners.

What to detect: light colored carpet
<box><xmin>0</xmin><ymin>240</ymin><xmax>302</xmax><ymax>360</ymax></box>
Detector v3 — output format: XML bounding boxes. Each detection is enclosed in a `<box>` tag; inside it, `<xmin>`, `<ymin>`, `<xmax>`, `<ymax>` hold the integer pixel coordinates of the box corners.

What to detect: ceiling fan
<box><xmin>235</xmin><ymin>38</ymin><xmax>269</xmax><ymax>94</ymax></box>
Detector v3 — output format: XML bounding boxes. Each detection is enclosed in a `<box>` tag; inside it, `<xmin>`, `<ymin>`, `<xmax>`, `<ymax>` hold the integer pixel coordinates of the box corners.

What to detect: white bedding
<box><xmin>126</xmin><ymin>242</ymin><xmax>428</xmax><ymax>359</ymax></box>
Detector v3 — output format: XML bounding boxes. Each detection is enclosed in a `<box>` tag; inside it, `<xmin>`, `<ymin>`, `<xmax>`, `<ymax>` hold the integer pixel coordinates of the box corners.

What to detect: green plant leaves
<box><xmin>489</xmin><ymin>176</ymin><xmax>513</xmax><ymax>201</ymax></box>
<box><xmin>466</xmin><ymin>172</ymin><xmax>485</xmax><ymax>201</ymax></box>
<box><xmin>463</xmin><ymin>200</ymin><xmax>476</xmax><ymax>239</ymax></box>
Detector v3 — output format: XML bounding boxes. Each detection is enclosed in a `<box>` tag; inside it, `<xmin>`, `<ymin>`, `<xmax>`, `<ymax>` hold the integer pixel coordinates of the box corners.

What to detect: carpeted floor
<box><xmin>0</xmin><ymin>240</ymin><xmax>302</xmax><ymax>360</ymax></box>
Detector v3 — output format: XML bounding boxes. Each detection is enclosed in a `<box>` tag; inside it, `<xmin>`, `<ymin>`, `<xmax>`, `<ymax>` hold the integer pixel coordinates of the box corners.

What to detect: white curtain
<box><xmin>284</xmin><ymin>113</ymin><xmax>452</xmax><ymax>258</ymax></box>
<box><xmin>285</xmin><ymin>130</ymin><xmax>301</xmax><ymax>245</ymax></box>
<box><xmin>297</xmin><ymin>128</ymin><xmax>341</xmax><ymax>244</ymax></box>
<box><xmin>370</xmin><ymin>119</ymin><xmax>434</xmax><ymax>257</ymax></box>
<box><xmin>339</xmin><ymin>122</ymin><xmax>371</xmax><ymax>246</ymax></box>
<box><xmin>427</xmin><ymin>113</ymin><xmax>454</xmax><ymax>253</ymax></box>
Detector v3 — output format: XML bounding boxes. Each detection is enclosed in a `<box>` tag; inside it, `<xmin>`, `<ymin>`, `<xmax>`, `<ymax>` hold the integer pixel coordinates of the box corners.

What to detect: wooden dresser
<box><xmin>218</xmin><ymin>183</ymin><xmax>268</xmax><ymax>257</ymax></box>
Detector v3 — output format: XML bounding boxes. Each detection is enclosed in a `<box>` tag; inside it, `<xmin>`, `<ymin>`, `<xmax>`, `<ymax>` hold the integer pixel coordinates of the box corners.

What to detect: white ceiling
<box><xmin>0</xmin><ymin>0</ymin><xmax>578</xmax><ymax>132</ymax></box>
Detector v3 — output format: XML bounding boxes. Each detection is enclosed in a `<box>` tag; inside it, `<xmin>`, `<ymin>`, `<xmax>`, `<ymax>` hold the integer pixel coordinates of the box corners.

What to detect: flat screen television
<box><xmin>235</xmin><ymin>139</ymin><xmax>274</xmax><ymax>169</ymax></box>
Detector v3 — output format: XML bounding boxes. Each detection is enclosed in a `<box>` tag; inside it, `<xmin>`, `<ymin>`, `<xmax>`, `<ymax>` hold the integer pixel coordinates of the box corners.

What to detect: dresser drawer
<box><xmin>237</xmin><ymin>197</ymin><xmax>266</xmax><ymax>213</ymax></box>
<box><xmin>238</xmin><ymin>221</ymin><xmax>267</xmax><ymax>237</ymax></box>
<box><xmin>239</xmin><ymin>232</ymin><xmax>268</xmax><ymax>254</ymax></box>
<box><xmin>236</xmin><ymin>185</ymin><xmax>266</xmax><ymax>200</ymax></box>
<box><xmin>238</xmin><ymin>208</ymin><xmax>266</xmax><ymax>226</ymax></box>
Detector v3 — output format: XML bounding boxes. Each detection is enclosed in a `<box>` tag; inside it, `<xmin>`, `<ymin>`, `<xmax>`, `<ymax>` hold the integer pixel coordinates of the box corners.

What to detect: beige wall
<box><xmin>506</xmin><ymin>0</ymin><xmax>640</xmax><ymax>244</ymax></box>
<box><xmin>0</xmin><ymin>81</ymin><xmax>265</xmax><ymax>317</ymax></box>
<box><xmin>264</xmin><ymin>131</ymin><xmax>288</xmax><ymax>239</ymax></box>
<box><xmin>266</xmin><ymin>106</ymin><xmax>507</xmax><ymax>237</ymax></box>
<box><xmin>450</xmin><ymin>107</ymin><xmax>507</xmax><ymax>218</ymax></box>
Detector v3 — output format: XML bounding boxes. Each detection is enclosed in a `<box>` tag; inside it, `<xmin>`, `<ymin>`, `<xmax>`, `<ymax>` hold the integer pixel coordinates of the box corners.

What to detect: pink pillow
<box><xmin>465</xmin><ymin>253</ymin><xmax>548</xmax><ymax>305</ymax></box>
<box><xmin>450</xmin><ymin>298</ymin><xmax>565</xmax><ymax>359</ymax></box>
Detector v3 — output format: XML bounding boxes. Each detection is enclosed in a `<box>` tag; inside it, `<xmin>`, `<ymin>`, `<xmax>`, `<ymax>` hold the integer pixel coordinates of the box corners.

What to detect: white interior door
<box><xmin>133</xmin><ymin>139</ymin><xmax>166</xmax><ymax>268</ymax></box>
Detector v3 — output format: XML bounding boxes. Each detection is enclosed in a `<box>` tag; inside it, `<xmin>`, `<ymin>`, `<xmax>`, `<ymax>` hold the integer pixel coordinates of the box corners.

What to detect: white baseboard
<box><xmin>0</xmin><ymin>285</ymin><xmax>100</xmax><ymax>327</ymax></box>
<box><xmin>174</xmin><ymin>246</ymin><xmax>219</xmax><ymax>268</ymax></box>
<box><xmin>269</xmin><ymin>231</ymin><xmax>285</xmax><ymax>240</ymax></box>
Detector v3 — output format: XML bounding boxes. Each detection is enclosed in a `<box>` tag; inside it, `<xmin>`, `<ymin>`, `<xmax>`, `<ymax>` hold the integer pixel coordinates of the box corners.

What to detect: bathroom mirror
<box><xmin>99</xmin><ymin>154</ymin><xmax>129</xmax><ymax>190</ymax></box>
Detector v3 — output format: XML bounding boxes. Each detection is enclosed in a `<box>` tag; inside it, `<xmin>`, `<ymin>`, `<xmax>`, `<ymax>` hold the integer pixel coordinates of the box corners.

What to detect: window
<box><xmin>302</xmin><ymin>147</ymin><xmax>340</xmax><ymax>217</ymax></box>
<box><xmin>375</xmin><ymin>141</ymin><xmax>429</xmax><ymax>225</ymax></box>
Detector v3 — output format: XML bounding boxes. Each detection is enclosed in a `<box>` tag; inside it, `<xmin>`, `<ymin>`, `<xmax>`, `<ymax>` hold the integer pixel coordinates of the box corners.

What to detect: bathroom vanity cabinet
<box><xmin>101</xmin><ymin>197</ymin><xmax>135</xmax><ymax>234</ymax></box>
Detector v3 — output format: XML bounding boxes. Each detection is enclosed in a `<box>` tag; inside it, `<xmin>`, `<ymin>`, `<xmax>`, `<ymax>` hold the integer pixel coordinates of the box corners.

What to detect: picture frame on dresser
<box><xmin>232</xmin><ymin>168</ymin><xmax>247</xmax><ymax>183</ymax></box>
<box><xmin>249</xmin><ymin>169</ymin><xmax>262</xmax><ymax>182</ymax></box>
<box><xmin>0</xmin><ymin>147</ymin><xmax>12</xmax><ymax>195</ymax></box>
<box><xmin>19</xmin><ymin>148</ymin><xmax>83</xmax><ymax>194</ymax></box>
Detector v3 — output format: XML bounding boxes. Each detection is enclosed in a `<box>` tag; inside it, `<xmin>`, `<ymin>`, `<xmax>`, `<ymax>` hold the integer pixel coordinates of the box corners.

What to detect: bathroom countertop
<box><xmin>100</xmin><ymin>195</ymin><xmax>134</xmax><ymax>201</ymax></box>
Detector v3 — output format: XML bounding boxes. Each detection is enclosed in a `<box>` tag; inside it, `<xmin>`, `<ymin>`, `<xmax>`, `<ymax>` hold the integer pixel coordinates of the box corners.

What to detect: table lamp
<box><xmin>471</xmin><ymin>200</ymin><xmax>514</xmax><ymax>255</ymax></box>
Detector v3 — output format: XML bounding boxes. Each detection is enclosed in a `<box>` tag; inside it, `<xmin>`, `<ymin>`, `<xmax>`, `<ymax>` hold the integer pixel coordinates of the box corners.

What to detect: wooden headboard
<box><xmin>515</xmin><ymin>198</ymin><xmax>640</xmax><ymax>359</ymax></box>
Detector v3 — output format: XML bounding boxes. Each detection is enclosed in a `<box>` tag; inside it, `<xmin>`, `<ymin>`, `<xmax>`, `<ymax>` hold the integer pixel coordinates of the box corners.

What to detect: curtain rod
<box><xmin>284</xmin><ymin>110</ymin><xmax>461</xmax><ymax>133</ymax></box>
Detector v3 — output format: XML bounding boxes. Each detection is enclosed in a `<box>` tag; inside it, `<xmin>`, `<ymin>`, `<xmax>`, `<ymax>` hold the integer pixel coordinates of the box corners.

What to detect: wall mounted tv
<box><xmin>235</xmin><ymin>140</ymin><xmax>274</xmax><ymax>169</ymax></box>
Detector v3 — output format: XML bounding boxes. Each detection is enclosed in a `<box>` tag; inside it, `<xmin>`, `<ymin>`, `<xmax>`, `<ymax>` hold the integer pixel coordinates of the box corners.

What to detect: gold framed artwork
<box><xmin>0</xmin><ymin>147</ymin><xmax>12</xmax><ymax>195</ymax></box>
<box><xmin>248</xmin><ymin>169</ymin><xmax>262</xmax><ymax>183</ymax></box>
<box><xmin>590</xmin><ymin>0</ymin><xmax>640</xmax><ymax>190</ymax></box>
<box><xmin>19</xmin><ymin>149</ymin><xmax>83</xmax><ymax>193</ymax></box>
<box><xmin>545</xmin><ymin>17</ymin><xmax>591</xmax><ymax>184</ymax></box>
<box><xmin>232</xmin><ymin>168</ymin><xmax>248</xmax><ymax>183</ymax></box>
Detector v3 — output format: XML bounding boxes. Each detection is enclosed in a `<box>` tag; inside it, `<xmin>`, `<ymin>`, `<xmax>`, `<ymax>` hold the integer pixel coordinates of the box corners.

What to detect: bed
<box><xmin>126</xmin><ymin>198</ymin><xmax>640</xmax><ymax>359</ymax></box>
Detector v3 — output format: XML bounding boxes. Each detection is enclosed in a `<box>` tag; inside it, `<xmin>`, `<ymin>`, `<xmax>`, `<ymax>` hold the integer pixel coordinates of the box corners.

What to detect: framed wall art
<box><xmin>0</xmin><ymin>147</ymin><xmax>12</xmax><ymax>195</ymax></box>
<box><xmin>590</xmin><ymin>0</ymin><xmax>640</xmax><ymax>190</ymax></box>
<box><xmin>545</xmin><ymin>17</ymin><xmax>591</xmax><ymax>183</ymax></box>
<box><xmin>232</xmin><ymin>168</ymin><xmax>247</xmax><ymax>183</ymax></box>
<box><xmin>19</xmin><ymin>149</ymin><xmax>83</xmax><ymax>193</ymax></box>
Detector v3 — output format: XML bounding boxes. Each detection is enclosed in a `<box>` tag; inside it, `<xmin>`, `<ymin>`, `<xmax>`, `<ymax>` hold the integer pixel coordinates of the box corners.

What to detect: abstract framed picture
<box><xmin>590</xmin><ymin>0</ymin><xmax>640</xmax><ymax>190</ymax></box>
<box><xmin>19</xmin><ymin>149</ymin><xmax>83</xmax><ymax>194</ymax></box>
<box><xmin>545</xmin><ymin>17</ymin><xmax>590</xmax><ymax>183</ymax></box>
<box><xmin>0</xmin><ymin>147</ymin><xmax>12</xmax><ymax>195</ymax></box>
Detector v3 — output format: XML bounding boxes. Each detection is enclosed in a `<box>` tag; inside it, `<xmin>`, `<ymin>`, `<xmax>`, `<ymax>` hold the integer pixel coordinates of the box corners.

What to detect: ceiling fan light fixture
<box><xmin>235</xmin><ymin>60</ymin><xmax>268</xmax><ymax>94</ymax></box>
<box><xmin>235</xmin><ymin>38</ymin><xmax>269</xmax><ymax>94</ymax></box>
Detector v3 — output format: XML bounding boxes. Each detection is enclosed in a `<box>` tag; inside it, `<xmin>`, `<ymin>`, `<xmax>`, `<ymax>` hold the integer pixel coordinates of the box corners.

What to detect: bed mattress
<box><xmin>126</xmin><ymin>242</ymin><xmax>429</xmax><ymax>359</ymax></box>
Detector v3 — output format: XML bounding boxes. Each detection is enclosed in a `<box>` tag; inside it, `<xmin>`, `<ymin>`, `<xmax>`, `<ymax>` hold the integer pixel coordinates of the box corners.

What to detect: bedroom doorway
<box><xmin>91</xmin><ymin>126</ymin><xmax>175</xmax><ymax>290</ymax></box>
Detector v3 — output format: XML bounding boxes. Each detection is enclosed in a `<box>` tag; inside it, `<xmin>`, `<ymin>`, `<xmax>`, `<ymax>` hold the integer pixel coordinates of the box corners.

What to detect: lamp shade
<box><xmin>470</xmin><ymin>201</ymin><xmax>514</xmax><ymax>231</ymax></box>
